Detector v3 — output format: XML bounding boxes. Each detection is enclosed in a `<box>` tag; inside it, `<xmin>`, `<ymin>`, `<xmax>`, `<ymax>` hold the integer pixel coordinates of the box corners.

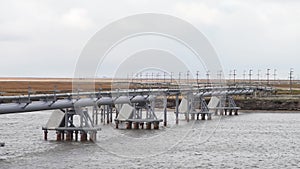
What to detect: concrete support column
<box><xmin>146</xmin><ymin>122</ymin><xmax>151</xmax><ymax>130</ymax></box>
<box><xmin>133</xmin><ymin>122</ymin><xmax>139</xmax><ymax>129</ymax></box>
<box><xmin>61</xmin><ymin>131</ymin><xmax>65</xmax><ymax>140</ymax></box>
<box><xmin>126</xmin><ymin>122</ymin><xmax>132</xmax><ymax>129</ymax></box>
<box><xmin>175</xmin><ymin>94</ymin><xmax>179</xmax><ymax>125</ymax></box>
<box><xmin>220</xmin><ymin>109</ymin><xmax>224</xmax><ymax>116</ymax></box>
<box><xmin>75</xmin><ymin>131</ymin><xmax>78</xmax><ymax>141</ymax></box>
<box><xmin>191</xmin><ymin>114</ymin><xmax>195</xmax><ymax>120</ymax></box>
<box><xmin>201</xmin><ymin>114</ymin><xmax>206</xmax><ymax>120</ymax></box>
<box><xmin>229</xmin><ymin>109</ymin><xmax>233</xmax><ymax>116</ymax></box>
<box><xmin>66</xmin><ymin>131</ymin><xmax>73</xmax><ymax>141</ymax></box>
<box><xmin>186</xmin><ymin>95</ymin><xmax>190</xmax><ymax>123</ymax></box>
<box><xmin>100</xmin><ymin>107</ymin><xmax>104</xmax><ymax>123</ymax></box>
<box><xmin>153</xmin><ymin>122</ymin><xmax>159</xmax><ymax>130</ymax></box>
<box><xmin>110</xmin><ymin>106</ymin><xmax>113</xmax><ymax>123</ymax></box>
<box><xmin>106</xmin><ymin>106</ymin><xmax>110</xmax><ymax>124</ymax></box>
<box><xmin>90</xmin><ymin>132</ymin><xmax>97</xmax><ymax>142</ymax></box>
<box><xmin>140</xmin><ymin>122</ymin><xmax>144</xmax><ymax>129</ymax></box>
<box><xmin>234</xmin><ymin>109</ymin><xmax>239</xmax><ymax>115</ymax></box>
<box><xmin>164</xmin><ymin>106</ymin><xmax>167</xmax><ymax>127</ymax></box>
<box><xmin>44</xmin><ymin>130</ymin><xmax>48</xmax><ymax>141</ymax></box>
<box><xmin>56</xmin><ymin>132</ymin><xmax>62</xmax><ymax>141</ymax></box>
<box><xmin>115</xmin><ymin>121</ymin><xmax>119</xmax><ymax>129</ymax></box>
<box><xmin>81</xmin><ymin>132</ymin><xmax>87</xmax><ymax>142</ymax></box>
<box><xmin>207</xmin><ymin>114</ymin><xmax>212</xmax><ymax>120</ymax></box>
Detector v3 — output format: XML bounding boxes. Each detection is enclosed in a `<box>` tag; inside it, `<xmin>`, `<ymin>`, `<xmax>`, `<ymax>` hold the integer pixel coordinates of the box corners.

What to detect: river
<box><xmin>1</xmin><ymin>111</ymin><xmax>300</xmax><ymax>168</ymax></box>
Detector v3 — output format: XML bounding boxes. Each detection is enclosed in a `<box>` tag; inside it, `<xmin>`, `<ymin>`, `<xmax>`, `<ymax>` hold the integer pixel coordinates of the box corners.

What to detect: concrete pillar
<box><xmin>140</xmin><ymin>122</ymin><xmax>144</xmax><ymax>129</ymax></box>
<box><xmin>220</xmin><ymin>109</ymin><xmax>224</xmax><ymax>116</ymax></box>
<box><xmin>202</xmin><ymin>114</ymin><xmax>206</xmax><ymax>120</ymax></box>
<box><xmin>100</xmin><ymin>108</ymin><xmax>104</xmax><ymax>123</ymax></box>
<box><xmin>81</xmin><ymin>132</ymin><xmax>87</xmax><ymax>142</ymax></box>
<box><xmin>110</xmin><ymin>106</ymin><xmax>113</xmax><ymax>123</ymax></box>
<box><xmin>115</xmin><ymin>121</ymin><xmax>119</xmax><ymax>129</ymax></box>
<box><xmin>56</xmin><ymin>132</ymin><xmax>62</xmax><ymax>141</ymax></box>
<box><xmin>75</xmin><ymin>131</ymin><xmax>78</xmax><ymax>141</ymax></box>
<box><xmin>164</xmin><ymin>106</ymin><xmax>167</xmax><ymax>127</ymax></box>
<box><xmin>153</xmin><ymin>122</ymin><xmax>159</xmax><ymax>130</ymax></box>
<box><xmin>234</xmin><ymin>109</ymin><xmax>239</xmax><ymax>115</ymax></box>
<box><xmin>215</xmin><ymin>109</ymin><xmax>218</xmax><ymax>116</ymax></box>
<box><xmin>207</xmin><ymin>114</ymin><xmax>212</xmax><ymax>120</ymax></box>
<box><xmin>229</xmin><ymin>109</ymin><xmax>233</xmax><ymax>116</ymax></box>
<box><xmin>191</xmin><ymin>114</ymin><xmax>195</xmax><ymax>120</ymax></box>
<box><xmin>61</xmin><ymin>131</ymin><xmax>65</xmax><ymax>140</ymax></box>
<box><xmin>186</xmin><ymin>113</ymin><xmax>189</xmax><ymax>122</ymax></box>
<box><xmin>106</xmin><ymin>106</ymin><xmax>110</xmax><ymax>124</ymax></box>
<box><xmin>90</xmin><ymin>132</ymin><xmax>96</xmax><ymax>142</ymax></box>
<box><xmin>175</xmin><ymin>94</ymin><xmax>179</xmax><ymax>125</ymax></box>
<box><xmin>126</xmin><ymin>122</ymin><xmax>132</xmax><ymax>129</ymax></box>
<box><xmin>66</xmin><ymin>131</ymin><xmax>72</xmax><ymax>141</ymax></box>
<box><xmin>186</xmin><ymin>95</ymin><xmax>190</xmax><ymax>123</ymax></box>
<box><xmin>133</xmin><ymin>122</ymin><xmax>139</xmax><ymax>129</ymax></box>
<box><xmin>146</xmin><ymin>122</ymin><xmax>151</xmax><ymax>130</ymax></box>
<box><xmin>44</xmin><ymin>130</ymin><xmax>48</xmax><ymax>141</ymax></box>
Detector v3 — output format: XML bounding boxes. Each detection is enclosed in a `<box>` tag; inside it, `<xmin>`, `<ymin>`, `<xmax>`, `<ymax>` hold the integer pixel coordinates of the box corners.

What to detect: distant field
<box><xmin>0</xmin><ymin>78</ymin><xmax>113</xmax><ymax>95</ymax></box>
<box><xmin>0</xmin><ymin>77</ymin><xmax>299</xmax><ymax>96</ymax></box>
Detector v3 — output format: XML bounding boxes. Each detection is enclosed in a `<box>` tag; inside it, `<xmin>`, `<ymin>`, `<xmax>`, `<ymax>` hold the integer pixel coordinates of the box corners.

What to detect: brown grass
<box><xmin>0</xmin><ymin>78</ymin><xmax>113</xmax><ymax>95</ymax></box>
<box><xmin>1</xmin><ymin>77</ymin><xmax>299</xmax><ymax>96</ymax></box>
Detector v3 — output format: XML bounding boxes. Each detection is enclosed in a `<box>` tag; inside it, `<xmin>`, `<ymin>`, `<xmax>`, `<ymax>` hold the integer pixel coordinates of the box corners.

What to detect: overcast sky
<box><xmin>0</xmin><ymin>0</ymin><xmax>299</xmax><ymax>79</ymax></box>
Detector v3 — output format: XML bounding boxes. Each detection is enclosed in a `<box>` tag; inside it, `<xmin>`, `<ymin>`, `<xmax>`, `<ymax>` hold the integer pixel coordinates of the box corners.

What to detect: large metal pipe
<box><xmin>0</xmin><ymin>87</ymin><xmax>262</xmax><ymax>115</ymax></box>
<box><xmin>0</xmin><ymin>98</ymin><xmax>96</xmax><ymax>114</ymax></box>
<box><xmin>97</xmin><ymin>97</ymin><xmax>114</xmax><ymax>105</ymax></box>
<box><xmin>0</xmin><ymin>99</ymin><xmax>72</xmax><ymax>114</ymax></box>
<box><xmin>131</xmin><ymin>95</ymin><xmax>146</xmax><ymax>103</ymax></box>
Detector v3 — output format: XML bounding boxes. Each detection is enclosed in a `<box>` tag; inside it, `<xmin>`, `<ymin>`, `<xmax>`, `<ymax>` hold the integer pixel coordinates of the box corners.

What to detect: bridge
<box><xmin>0</xmin><ymin>84</ymin><xmax>273</xmax><ymax>142</ymax></box>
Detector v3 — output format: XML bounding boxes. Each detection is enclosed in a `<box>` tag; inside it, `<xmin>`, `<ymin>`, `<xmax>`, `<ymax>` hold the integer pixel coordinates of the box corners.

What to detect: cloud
<box><xmin>61</xmin><ymin>8</ymin><xmax>94</xmax><ymax>30</ymax></box>
<box><xmin>174</xmin><ymin>2</ymin><xmax>220</xmax><ymax>25</ymax></box>
<box><xmin>0</xmin><ymin>33</ymin><xmax>28</xmax><ymax>42</ymax></box>
<box><xmin>170</xmin><ymin>0</ymin><xmax>300</xmax><ymax>78</ymax></box>
<box><xmin>0</xmin><ymin>0</ymin><xmax>299</xmax><ymax>78</ymax></box>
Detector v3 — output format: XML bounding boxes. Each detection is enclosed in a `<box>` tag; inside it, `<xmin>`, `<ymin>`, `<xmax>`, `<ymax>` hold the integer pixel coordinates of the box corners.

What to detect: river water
<box><xmin>0</xmin><ymin>111</ymin><xmax>300</xmax><ymax>168</ymax></box>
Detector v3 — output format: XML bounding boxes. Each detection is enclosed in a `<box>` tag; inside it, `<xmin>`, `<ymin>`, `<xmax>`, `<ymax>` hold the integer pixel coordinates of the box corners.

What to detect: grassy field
<box><xmin>0</xmin><ymin>78</ymin><xmax>112</xmax><ymax>95</ymax></box>
<box><xmin>0</xmin><ymin>77</ymin><xmax>299</xmax><ymax>96</ymax></box>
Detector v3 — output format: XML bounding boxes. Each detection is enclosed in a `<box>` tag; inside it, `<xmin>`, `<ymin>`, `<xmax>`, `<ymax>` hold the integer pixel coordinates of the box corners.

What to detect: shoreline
<box><xmin>240</xmin><ymin>110</ymin><xmax>300</xmax><ymax>113</ymax></box>
<box><xmin>234</xmin><ymin>98</ymin><xmax>300</xmax><ymax>111</ymax></box>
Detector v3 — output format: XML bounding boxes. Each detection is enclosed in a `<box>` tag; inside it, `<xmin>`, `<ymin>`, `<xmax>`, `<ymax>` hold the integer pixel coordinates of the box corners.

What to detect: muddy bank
<box><xmin>162</xmin><ymin>97</ymin><xmax>300</xmax><ymax>111</ymax></box>
<box><xmin>235</xmin><ymin>98</ymin><xmax>300</xmax><ymax>111</ymax></box>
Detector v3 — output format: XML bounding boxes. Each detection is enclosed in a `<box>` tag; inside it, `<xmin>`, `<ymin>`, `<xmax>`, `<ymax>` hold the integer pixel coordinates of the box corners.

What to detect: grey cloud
<box><xmin>0</xmin><ymin>34</ymin><xmax>28</xmax><ymax>42</ymax></box>
<box><xmin>0</xmin><ymin>0</ymin><xmax>299</xmax><ymax>79</ymax></box>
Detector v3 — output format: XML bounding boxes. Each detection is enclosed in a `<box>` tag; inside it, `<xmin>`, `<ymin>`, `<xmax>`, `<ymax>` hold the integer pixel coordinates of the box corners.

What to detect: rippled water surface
<box><xmin>1</xmin><ymin>111</ymin><xmax>300</xmax><ymax>168</ymax></box>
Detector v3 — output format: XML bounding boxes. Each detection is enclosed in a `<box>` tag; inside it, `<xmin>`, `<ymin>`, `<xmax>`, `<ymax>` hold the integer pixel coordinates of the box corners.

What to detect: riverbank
<box><xmin>235</xmin><ymin>97</ymin><xmax>300</xmax><ymax>111</ymax></box>
<box><xmin>240</xmin><ymin>110</ymin><xmax>300</xmax><ymax>113</ymax></box>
